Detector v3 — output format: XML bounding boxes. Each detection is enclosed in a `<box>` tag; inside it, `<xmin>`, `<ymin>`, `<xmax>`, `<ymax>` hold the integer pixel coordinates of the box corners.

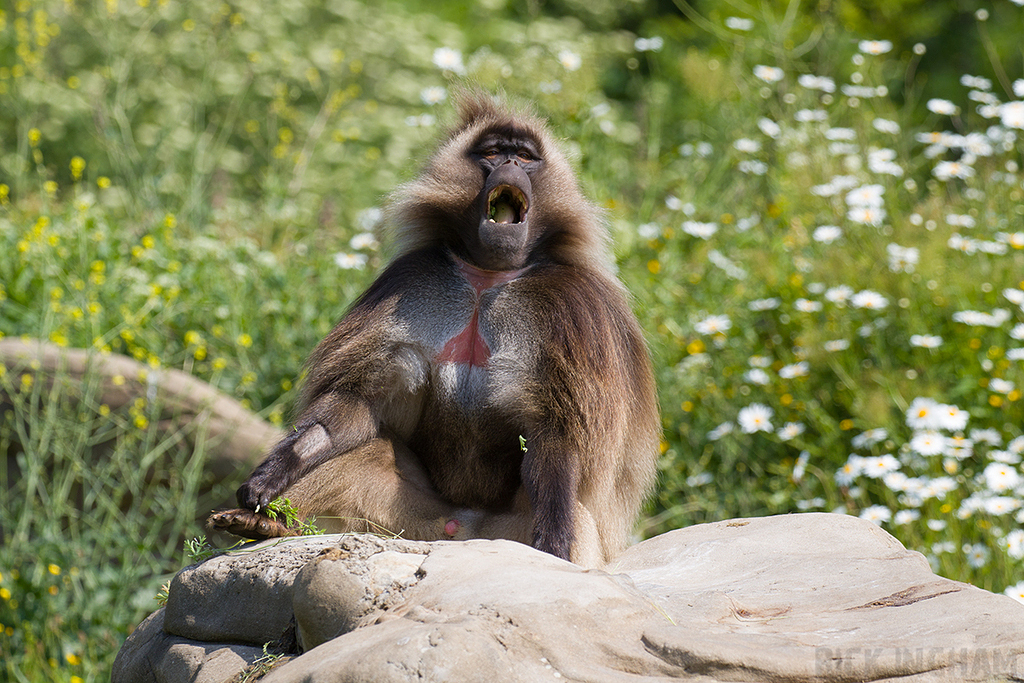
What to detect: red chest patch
<box><xmin>436</xmin><ymin>260</ymin><xmax>526</xmax><ymax>368</ymax></box>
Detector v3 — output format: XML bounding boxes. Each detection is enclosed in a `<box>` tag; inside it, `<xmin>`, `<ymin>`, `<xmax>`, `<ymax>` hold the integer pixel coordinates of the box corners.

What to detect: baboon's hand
<box><xmin>208</xmin><ymin>508</ymin><xmax>296</xmax><ymax>541</ymax></box>
<box><xmin>236</xmin><ymin>429</ymin><xmax>306</xmax><ymax>510</ymax></box>
<box><xmin>236</xmin><ymin>464</ymin><xmax>288</xmax><ymax>511</ymax></box>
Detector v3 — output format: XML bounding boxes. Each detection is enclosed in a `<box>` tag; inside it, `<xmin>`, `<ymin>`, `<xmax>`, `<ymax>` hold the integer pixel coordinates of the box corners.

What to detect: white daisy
<box><xmin>910</xmin><ymin>334</ymin><xmax>942</xmax><ymax>349</ymax></box>
<box><xmin>707</xmin><ymin>422</ymin><xmax>735</xmax><ymax>441</ymax></box>
<box><xmin>695</xmin><ymin>314</ymin><xmax>731</xmax><ymax>335</ymax></box>
<box><xmin>777</xmin><ymin>422</ymin><xmax>806</xmax><ymax>441</ymax></box>
<box><xmin>858</xmin><ymin>40</ymin><xmax>893</xmax><ymax>55</ymax></box>
<box><xmin>778</xmin><ymin>362</ymin><xmax>809</xmax><ymax>379</ymax></box>
<box><xmin>851</xmin><ymin>290</ymin><xmax>889</xmax><ymax>310</ymax></box>
<box><xmin>983</xmin><ymin>462</ymin><xmax>1021</xmax><ymax>493</ymax></box>
<box><xmin>557</xmin><ymin>50</ymin><xmax>582</xmax><ymax>71</ymax></box>
<box><xmin>432</xmin><ymin>47</ymin><xmax>466</xmax><ymax>74</ymax></box>
<box><xmin>682</xmin><ymin>221</ymin><xmax>718</xmax><ymax>239</ymax></box>
<box><xmin>964</xmin><ymin>543</ymin><xmax>990</xmax><ymax>568</ymax></box>
<box><xmin>1002</xmin><ymin>530</ymin><xmax>1024</xmax><ymax>560</ymax></box>
<box><xmin>744</xmin><ymin>368</ymin><xmax>770</xmax><ymax>386</ymax></box>
<box><xmin>894</xmin><ymin>509</ymin><xmax>920</xmax><ymax>525</ymax></box>
<box><xmin>813</xmin><ymin>225</ymin><xmax>843</xmax><ymax>244</ymax></box>
<box><xmin>859</xmin><ymin>505</ymin><xmax>892</xmax><ymax>525</ymax></box>
<box><xmin>753</xmin><ymin>65</ymin><xmax>784</xmax><ymax>83</ymax></box>
<box><xmin>927</xmin><ymin>98</ymin><xmax>960</xmax><ymax>116</ymax></box>
<box><xmin>738</xmin><ymin>403</ymin><xmax>774</xmax><ymax>434</ymax></box>
<box><xmin>1005</xmin><ymin>583</ymin><xmax>1024</xmax><ymax>605</ymax></box>
<box><xmin>861</xmin><ymin>454</ymin><xmax>900</xmax><ymax>478</ymax></box>
<box><xmin>334</xmin><ymin>252</ymin><xmax>368</xmax><ymax>269</ymax></box>
<box><xmin>909</xmin><ymin>430</ymin><xmax>947</xmax><ymax>456</ymax></box>
<box><xmin>1000</xmin><ymin>101</ymin><xmax>1024</xmax><ymax>130</ymax></box>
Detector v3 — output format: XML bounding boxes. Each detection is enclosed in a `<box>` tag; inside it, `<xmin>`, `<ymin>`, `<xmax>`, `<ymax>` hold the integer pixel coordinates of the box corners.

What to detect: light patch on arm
<box><xmin>295</xmin><ymin>423</ymin><xmax>332</xmax><ymax>462</ymax></box>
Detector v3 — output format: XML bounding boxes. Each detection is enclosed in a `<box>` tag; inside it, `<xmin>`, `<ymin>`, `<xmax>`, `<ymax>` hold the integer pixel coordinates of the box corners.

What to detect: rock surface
<box><xmin>1</xmin><ymin>338</ymin><xmax>278</xmax><ymax>478</ymax></box>
<box><xmin>113</xmin><ymin>513</ymin><xmax>1024</xmax><ymax>682</ymax></box>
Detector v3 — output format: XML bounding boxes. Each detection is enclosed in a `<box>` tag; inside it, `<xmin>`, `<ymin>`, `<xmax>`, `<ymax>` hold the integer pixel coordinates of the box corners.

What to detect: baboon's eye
<box><xmin>516</xmin><ymin>150</ymin><xmax>535</xmax><ymax>163</ymax></box>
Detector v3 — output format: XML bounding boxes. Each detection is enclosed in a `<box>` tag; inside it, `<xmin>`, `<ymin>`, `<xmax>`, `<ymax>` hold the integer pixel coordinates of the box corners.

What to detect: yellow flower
<box><xmin>66</xmin><ymin>652</ymin><xmax>81</xmax><ymax>666</ymax></box>
<box><xmin>70</xmin><ymin>156</ymin><xmax>85</xmax><ymax>180</ymax></box>
<box><xmin>48</xmin><ymin>563</ymin><xmax>60</xmax><ymax>575</ymax></box>
<box><xmin>44</xmin><ymin>180</ymin><xmax>58</xmax><ymax>195</ymax></box>
<box><xmin>0</xmin><ymin>587</ymin><xmax>10</xmax><ymax>600</ymax></box>
<box><xmin>237</xmin><ymin>333</ymin><xmax>253</xmax><ymax>348</ymax></box>
<box><xmin>97</xmin><ymin>176</ymin><xmax>111</xmax><ymax>189</ymax></box>
<box><xmin>28</xmin><ymin>128</ymin><xmax>41</xmax><ymax>146</ymax></box>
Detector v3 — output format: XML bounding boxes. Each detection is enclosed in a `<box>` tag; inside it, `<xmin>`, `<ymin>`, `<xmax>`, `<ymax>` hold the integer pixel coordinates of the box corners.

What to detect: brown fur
<box><xmin>209</xmin><ymin>93</ymin><xmax>659</xmax><ymax>567</ymax></box>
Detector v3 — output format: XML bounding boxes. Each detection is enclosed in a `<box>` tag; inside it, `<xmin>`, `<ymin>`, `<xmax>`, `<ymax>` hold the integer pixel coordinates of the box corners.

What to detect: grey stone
<box><xmin>164</xmin><ymin>535</ymin><xmax>344</xmax><ymax>645</ymax></box>
<box><xmin>116</xmin><ymin>513</ymin><xmax>1024</xmax><ymax>683</ymax></box>
<box><xmin>112</xmin><ymin>607</ymin><xmax>266</xmax><ymax>683</ymax></box>
<box><xmin>293</xmin><ymin>545</ymin><xmax>429</xmax><ymax>650</ymax></box>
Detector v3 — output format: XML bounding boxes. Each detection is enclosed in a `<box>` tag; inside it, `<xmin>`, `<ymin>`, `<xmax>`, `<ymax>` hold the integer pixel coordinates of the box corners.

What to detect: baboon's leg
<box><xmin>211</xmin><ymin>437</ymin><xmax>533</xmax><ymax>544</ymax></box>
<box><xmin>282</xmin><ymin>437</ymin><xmax>458</xmax><ymax>539</ymax></box>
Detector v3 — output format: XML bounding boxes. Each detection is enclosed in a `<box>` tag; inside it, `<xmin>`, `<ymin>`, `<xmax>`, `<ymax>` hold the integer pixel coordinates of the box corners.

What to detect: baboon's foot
<box><xmin>208</xmin><ymin>508</ymin><xmax>298</xmax><ymax>541</ymax></box>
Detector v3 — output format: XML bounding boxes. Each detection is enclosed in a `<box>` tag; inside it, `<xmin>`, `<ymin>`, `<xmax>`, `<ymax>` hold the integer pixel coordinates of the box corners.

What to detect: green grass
<box><xmin>2</xmin><ymin>1</ymin><xmax>1024</xmax><ymax>680</ymax></box>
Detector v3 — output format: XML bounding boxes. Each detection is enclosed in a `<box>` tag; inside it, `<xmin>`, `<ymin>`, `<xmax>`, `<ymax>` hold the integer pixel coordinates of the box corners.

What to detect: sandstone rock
<box><xmin>115</xmin><ymin>513</ymin><xmax>1024</xmax><ymax>683</ymax></box>
<box><xmin>165</xmin><ymin>535</ymin><xmax>345</xmax><ymax>645</ymax></box>
<box><xmin>112</xmin><ymin>608</ymin><xmax>267</xmax><ymax>683</ymax></box>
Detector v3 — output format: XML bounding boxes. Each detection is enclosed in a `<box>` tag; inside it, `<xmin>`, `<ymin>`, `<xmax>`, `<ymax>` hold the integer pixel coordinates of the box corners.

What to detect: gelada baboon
<box><xmin>210</xmin><ymin>92</ymin><xmax>659</xmax><ymax>567</ymax></box>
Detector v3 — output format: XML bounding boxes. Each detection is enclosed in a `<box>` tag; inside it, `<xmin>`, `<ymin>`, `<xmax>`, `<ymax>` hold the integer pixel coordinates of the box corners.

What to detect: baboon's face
<box><xmin>464</xmin><ymin>126</ymin><xmax>543</xmax><ymax>271</ymax></box>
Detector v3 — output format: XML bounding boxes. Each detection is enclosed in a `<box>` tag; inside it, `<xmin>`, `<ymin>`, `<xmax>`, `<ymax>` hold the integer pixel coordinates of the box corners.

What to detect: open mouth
<box><xmin>486</xmin><ymin>184</ymin><xmax>529</xmax><ymax>225</ymax></box>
